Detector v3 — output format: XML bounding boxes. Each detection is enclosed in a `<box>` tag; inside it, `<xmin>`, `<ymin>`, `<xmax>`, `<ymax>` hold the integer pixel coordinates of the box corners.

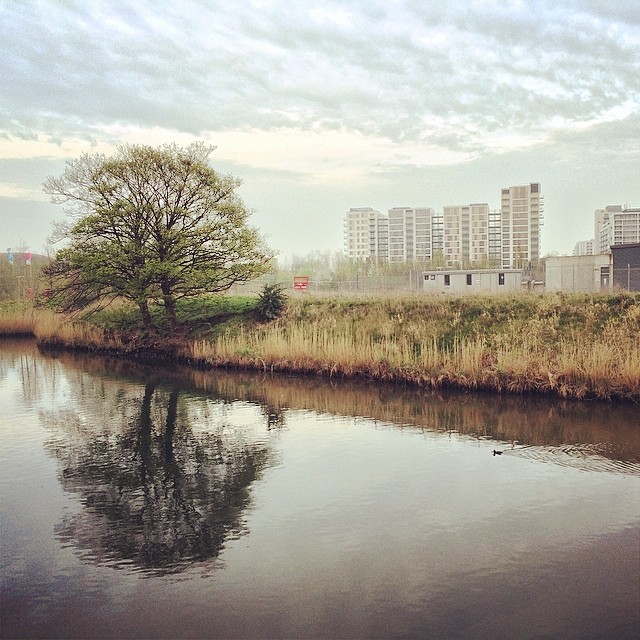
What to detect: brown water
<box><xmin>1</xmin><ymin>338</ymin><xmax>639</xmax><ymax>639</ymax></box>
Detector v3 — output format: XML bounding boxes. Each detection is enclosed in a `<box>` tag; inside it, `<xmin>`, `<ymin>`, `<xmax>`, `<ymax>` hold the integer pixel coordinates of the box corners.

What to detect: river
<box><xmin>1</xmin><ymin>338</ymin><xmax>639</xmax><ymax>639</ymax></box>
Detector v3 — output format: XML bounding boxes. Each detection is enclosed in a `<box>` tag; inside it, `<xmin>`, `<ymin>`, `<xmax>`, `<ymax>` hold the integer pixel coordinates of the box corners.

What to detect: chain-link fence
<box><xmin>247</xmin><ymin>270</ymin><xmax>640</xmax><ymax>296</ymax></box>
<box><xmin>232</xmin><ymin>273</ymin><xmax>425</xmax><ymax>296</ymax></box>
<box><xmin>303</xmin><ymin>274</ymin><xmax>422</xmax><ymax>293</ymax></box>
<box><xmin>612</xmin><ymin>267</ymin><xmax>640</xmax><ymax>291</ymax></box>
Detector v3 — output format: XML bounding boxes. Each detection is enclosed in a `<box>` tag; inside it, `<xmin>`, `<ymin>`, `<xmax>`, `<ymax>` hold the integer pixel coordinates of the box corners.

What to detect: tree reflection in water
<box><xmin>43</xmin><ymin>377</ymin><xmax>272</xmax><ymax>575</ymax></box>
<box><xmin>27</xmin><ymin>345</ymin><xmax>640</xmax><ymax>577</ymax></box>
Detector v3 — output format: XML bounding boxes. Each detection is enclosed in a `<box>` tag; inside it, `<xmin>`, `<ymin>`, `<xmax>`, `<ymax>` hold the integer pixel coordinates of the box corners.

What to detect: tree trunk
<box><xmin>138</xmin><ymin>299</ymin><xmax>156</xmax><ymax>333</ymax></box>
<box><xmin>163</xmin><ymin>387</ymin><xmax>179</xmax><ymax>465</ymax></box>
<box><xmin>161</xmin><ymin>279</ymin><xmax>178</xmax><ymax>333</ymax></box>
<box><xmin>137</xmin><ymin>382</ymin><xmax>155</xmax><ymax>483</ymax></box>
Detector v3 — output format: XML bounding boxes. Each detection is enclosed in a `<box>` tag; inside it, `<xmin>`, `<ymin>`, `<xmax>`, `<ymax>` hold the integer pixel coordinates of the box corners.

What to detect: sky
<box><xmin>1</xmin><ymin>0</ymin><xmax>639</xmax><ymax>261</ymax></box>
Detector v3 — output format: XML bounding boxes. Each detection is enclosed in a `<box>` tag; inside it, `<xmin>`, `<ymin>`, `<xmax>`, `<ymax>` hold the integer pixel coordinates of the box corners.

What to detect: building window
<box><xmin>498</xmin><ymin>273</ymin><xmax>505</xmax><ymax>285</ymax></box>
<box><xmin>444</xmin><ymin>275</ymin><xmax>450</xmax><ymax>286</ymax></box>
<box><xmin>466</xmin><ymin>274</ymin><xmax>472</xmax><ymax>285</ymax></box>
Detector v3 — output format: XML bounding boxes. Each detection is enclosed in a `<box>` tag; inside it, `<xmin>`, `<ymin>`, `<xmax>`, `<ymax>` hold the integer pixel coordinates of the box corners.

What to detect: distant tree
<box><xmin>43</xmin><ymin>142</ymin><xmax>273</xmax><ymax>333</ymax></box>
<box><xmin>430</xmin><ymin>251</ymin><xmax>446</xmax><ymax>270</ymax></box>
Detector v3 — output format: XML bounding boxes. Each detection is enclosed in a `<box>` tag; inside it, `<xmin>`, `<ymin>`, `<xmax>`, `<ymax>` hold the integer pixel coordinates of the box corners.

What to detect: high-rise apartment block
<box><xmin>594</xmin><ymin>205</ymin><xmax>640</xmax><ymax>253</ymax></box>
<box><xmin>344</xmin><ymin>183</ymin><xmax>543</xmax><ymax>269</ymax></box>
<box><xmin>593</xmin><ymin>205</ymin><xmax>619</xmax><ymax>254</ymax></box>
<box><xmin>573</xmin><ymin>239</ymin><xmax>594</xmax><ymax>256</ymax></box>
<box><xmin>388</xmin><ymin>207</ymin><xmax>436</xmax><ymax>263</ymax></box>
<box><xmin>443</xmin><ymin>205</ymin><xmax>468</xmax><ymax>266</ymax></box>
<box><xmin>500</xmin><ymin>183</ymin><xmax>543</xmax><ymax>269</ymax></box>
<box><xmin>568</xmin><ymin>205</ymin><xmax>640</xmax><ymax>257</ymax></box>
<box><xmin>343</xmin><ymin>207</ymin><xmax>388</xmax><ymax>261</ymax></box>
<box><xmin>443</xmin><ymin>203</ymin><xmax>502</xmax><ymax>267</ymax></box>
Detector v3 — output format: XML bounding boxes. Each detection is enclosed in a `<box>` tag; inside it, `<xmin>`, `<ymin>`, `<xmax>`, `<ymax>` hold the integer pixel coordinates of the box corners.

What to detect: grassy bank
<box><xmin>192</xmin><ymin>293</ymin><xmax>640</xmax><ymax>402</ymax></box>
<box><xmin>2</xmin><ymin>292</ymin><xmax>639</xmax><ymax>402</ymax></box>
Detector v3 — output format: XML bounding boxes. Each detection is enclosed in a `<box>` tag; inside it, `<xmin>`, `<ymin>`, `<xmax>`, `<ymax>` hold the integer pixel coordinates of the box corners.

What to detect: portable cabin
<box><xmin>422</xmin><ymin>269</ymin><xmax>523</xmax><ymax>294</ymax></box>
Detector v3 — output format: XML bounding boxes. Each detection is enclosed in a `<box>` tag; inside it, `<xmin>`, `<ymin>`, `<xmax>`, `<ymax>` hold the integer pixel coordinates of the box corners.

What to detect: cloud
<box><xmin>3</xmin><ymin>1</ymin><xmax>637</xmax><ymax>147</ymax></box>
<box><xmin>0</xmin><ymin>0</ymin><xmax>638</xmax><ymax>257</ymax></box>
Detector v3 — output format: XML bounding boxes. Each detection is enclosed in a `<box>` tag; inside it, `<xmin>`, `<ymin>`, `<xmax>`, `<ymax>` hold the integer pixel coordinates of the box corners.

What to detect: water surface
<box><xmin>1</xmin><ymin>339</ymin><xmax>639</xmax><ymax>639</ymax></box>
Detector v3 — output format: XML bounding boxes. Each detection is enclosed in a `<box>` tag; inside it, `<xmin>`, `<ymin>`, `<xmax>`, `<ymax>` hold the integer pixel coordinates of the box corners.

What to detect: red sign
<box><xmin>293</xmin><ymin>276</ymin><xmax>309</xmax><ymax>292</ymax></box>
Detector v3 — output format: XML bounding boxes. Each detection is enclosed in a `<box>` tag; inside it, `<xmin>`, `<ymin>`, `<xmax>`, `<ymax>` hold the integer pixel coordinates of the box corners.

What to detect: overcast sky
<box><xmin>1</xmin><ymin>0</ymin><xmax>639</xmax><ymax>260</ymax></box>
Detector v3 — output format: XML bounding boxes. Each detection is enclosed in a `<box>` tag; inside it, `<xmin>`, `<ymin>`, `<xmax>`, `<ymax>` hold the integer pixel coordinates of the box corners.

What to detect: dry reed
<box><xmin>2</xmin><ymin>292</ymin><xmax>638</xmax><ymax>401</ymax></box>
<box><xmin>190</xmin><ymin>293</ymin><xmax>640</xmax><ymax>401</ymax></box>
<box><xmin>0</xmin><ymin>303</ymin><xmax>36</xmax><ymax>335</ymax></box>
<box><xmin>0</xmin><ymin>305</ymin><xmax>120</xmax><ymax>350</ymax></box>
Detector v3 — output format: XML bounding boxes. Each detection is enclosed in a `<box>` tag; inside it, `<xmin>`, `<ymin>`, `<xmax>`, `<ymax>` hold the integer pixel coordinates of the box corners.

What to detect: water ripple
<box><xmin>495</xmin><ymin>443</ymin><xmax>640</xmax><ymax>476</ymax></box>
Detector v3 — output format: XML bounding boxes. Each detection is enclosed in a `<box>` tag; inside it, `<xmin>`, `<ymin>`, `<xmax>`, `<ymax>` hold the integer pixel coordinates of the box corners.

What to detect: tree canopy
<box><xmin>43</xmin><ymin>142</ymin><xmax>273</xmax><ymax>332</ymax></box>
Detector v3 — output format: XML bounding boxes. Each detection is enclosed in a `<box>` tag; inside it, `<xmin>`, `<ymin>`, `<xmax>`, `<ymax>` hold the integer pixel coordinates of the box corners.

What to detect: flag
<box><xmin>25</xmin><ymin>252</ymin><xmax>31</xmax><ymax>266</ymax></box>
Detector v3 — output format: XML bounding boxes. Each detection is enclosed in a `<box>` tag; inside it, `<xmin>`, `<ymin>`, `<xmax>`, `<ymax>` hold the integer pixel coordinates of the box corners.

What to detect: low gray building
<box><xmin>544</xmin><ymin>254</ymin><xmax>611</xmax><ymax>293</ymax></box>
<box><xmin>422</xmin><ymin>269</ymin><xmax>523</xmax><ymax>294</ymax></box>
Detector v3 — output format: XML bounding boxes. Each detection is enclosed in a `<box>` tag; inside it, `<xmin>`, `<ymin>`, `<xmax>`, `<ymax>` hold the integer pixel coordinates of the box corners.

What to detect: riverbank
<box><xmin>2</xmin><ymin>292</ymin><xmax>639</xmax><ymax>402</ymax></box>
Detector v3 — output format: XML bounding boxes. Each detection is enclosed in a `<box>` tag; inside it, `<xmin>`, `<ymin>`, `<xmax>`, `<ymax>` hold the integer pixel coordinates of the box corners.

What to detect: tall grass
<box><xmin>190</xmin><ymin>293</ymin><xmax>640</xmax><ymax>401</ymax></box>
<box><xmin>0</xmin><ymin>303</ymin><xmax>117</xmax><ymax>349</ymax></box>
<box><xmin>2</xmin><ymin>292</ymin><xmax>638</xmax><ymax>401</ymax></box>
<box><xmin>0</xmin><ymin>302</ymin><xmax>35</xmax><ymax>335</ymax></box>
<box><xmin>32</xmin><ymin>308</ymin><xmax>112</xmax><ymax>349</ymax></box>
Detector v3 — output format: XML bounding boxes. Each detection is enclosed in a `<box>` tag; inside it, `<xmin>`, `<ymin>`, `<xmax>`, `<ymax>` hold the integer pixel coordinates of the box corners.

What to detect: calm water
<box><xmin>1</xmin><ymin>338</ymin><xmax>639</xmax><ymax>640</ymax></box>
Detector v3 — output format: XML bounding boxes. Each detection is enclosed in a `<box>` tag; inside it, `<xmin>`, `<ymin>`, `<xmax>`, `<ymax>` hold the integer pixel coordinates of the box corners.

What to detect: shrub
<box><xmin>256</xmin><ymin>284</ymin><xmax>288</xmax><ymax>321</ymax></box>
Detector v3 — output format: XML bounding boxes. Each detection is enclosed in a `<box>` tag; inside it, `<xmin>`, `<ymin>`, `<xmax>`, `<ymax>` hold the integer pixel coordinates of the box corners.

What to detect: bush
<box><xmin>256</xmin><ymin>284</ymin><xmax>288</xmax><ymax>321</ymax></box>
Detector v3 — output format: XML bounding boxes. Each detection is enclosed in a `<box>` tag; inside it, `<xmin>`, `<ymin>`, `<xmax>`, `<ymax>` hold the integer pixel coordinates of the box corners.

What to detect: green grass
<box><xmin>86</xmin><ymin>295</ymin><xmax>259</xmax><ymax>336</ymax></box>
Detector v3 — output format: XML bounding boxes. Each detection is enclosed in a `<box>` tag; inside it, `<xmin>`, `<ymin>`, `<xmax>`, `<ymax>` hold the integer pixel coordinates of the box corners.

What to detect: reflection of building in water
<box><xmin>43</xmin><ymin>375</ymin><xmax>273</xmax><ymax>575</ymax></box>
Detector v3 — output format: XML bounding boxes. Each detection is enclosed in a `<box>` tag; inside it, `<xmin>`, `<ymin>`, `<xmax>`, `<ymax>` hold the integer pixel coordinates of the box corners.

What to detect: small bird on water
<box><xmin>492</xmin><ymin>450</ymin><xmax>503</xmax><ymax>456</ymax></box>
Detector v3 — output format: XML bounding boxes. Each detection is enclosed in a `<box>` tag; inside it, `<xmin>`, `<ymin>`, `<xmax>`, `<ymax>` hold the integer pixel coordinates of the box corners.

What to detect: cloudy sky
<box><xmin>1</xmin><ymin>0</ymin><xmax>639</xmax><ymax>260</ymax></box>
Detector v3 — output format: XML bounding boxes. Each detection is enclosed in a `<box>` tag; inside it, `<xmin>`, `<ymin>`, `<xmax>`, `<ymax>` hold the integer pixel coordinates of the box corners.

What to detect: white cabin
<box><xmin>422</xmin><ymin>269</ymin><xmax>524</xmax><ymax>294</ymax></box>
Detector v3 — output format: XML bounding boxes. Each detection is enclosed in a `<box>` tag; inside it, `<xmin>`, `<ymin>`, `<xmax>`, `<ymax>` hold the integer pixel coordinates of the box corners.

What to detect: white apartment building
<box><xmin>500</xmin><ymin>183</ymin><xmax>543</xmax><ymax>269</ymax></box>
<box><xmin>595</xmin><ymin>206</ymin><xmax>640</xmax><ymax>253</ymax></box>
<box><xmin>443</xmin><ymin>203</ymin><xmax>497</xmax><ymax>267</ymax></box>
<box><xmin>594</xmin><ymin>205</ymin><xmax>623</xmax><ymax>253</ymax></box>
<box><xmin>344</xmin><ymin>183</ymin><xmax>542</xmax><ymax>269</ymax></box>
<box><xmin>443</xmin><ymin>205</ymin><xmax>466</xmax><ymax>266</ymax></box>
<box><xmin>488</xmin><ymin>208</ymin><xmax>502</xmax><ymax>265</ymax></box>
<box><xmin>388</xmin><ymin>207</ymin><xmax>436</xmax><ymax>263</ymax></box>
<box><xmin>344</xmin><ymin>207</ymin><xmax>388</xmax><ymax>262</ymax></box>
<box><xmin>432</xmin><ymin>211</ymin><xmax>444</xmax><ymax>258</ymax></box>
<box><xmin>573</xmin><ymin>239</ymin><xmax>594</xmax><ymax>256</ymax></box>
